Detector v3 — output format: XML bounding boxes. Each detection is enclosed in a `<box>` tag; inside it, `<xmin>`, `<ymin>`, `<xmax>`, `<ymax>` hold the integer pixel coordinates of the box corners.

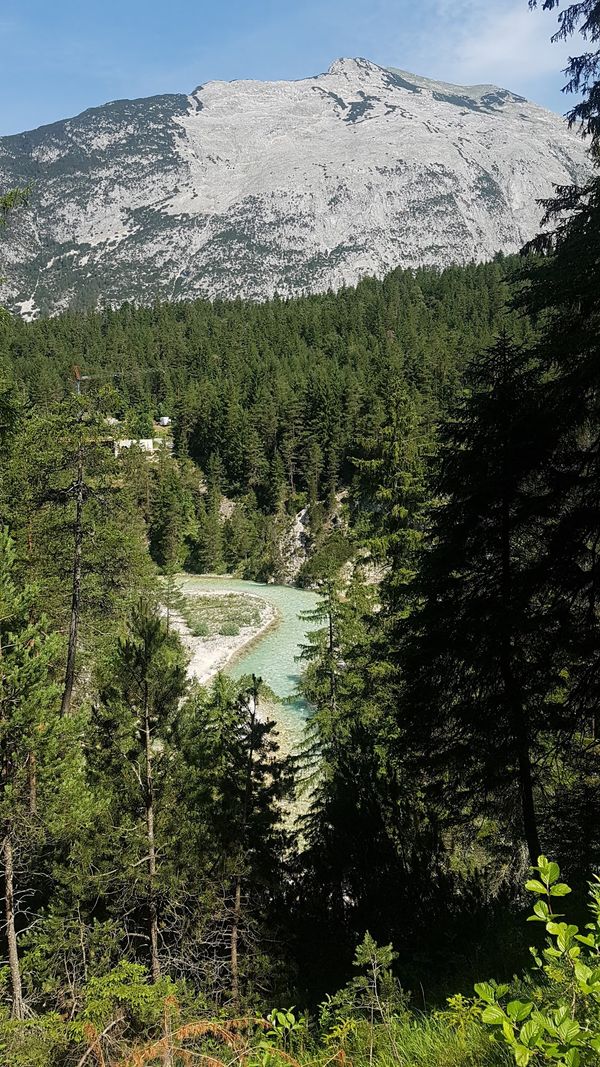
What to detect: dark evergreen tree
<box><xmin>92</xmin><ymin>602</ymin><xmax>188</xmax><ymax>980</ymax></box>
<box><xmin>397</xmin><ymin>336</ymin><xmax>568</xmax><ymax>864</ymax></box>
<box><xmin>168</xmin><ymin>674</ymin><xmax>293</xmax><ymax>1007</ymax></box>
<box><xmin>0</xmin><ymin>528</ymin><xmax>80</xmax><ymax>1018</ymax></box>
<box><xmin>530</xmin><ymin>0</ymin><xmax>600</xmax><ymax>144</ymax></box>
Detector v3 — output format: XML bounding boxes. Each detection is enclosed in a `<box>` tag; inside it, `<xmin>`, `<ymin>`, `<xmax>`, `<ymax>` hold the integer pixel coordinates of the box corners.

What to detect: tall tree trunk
<box><xmin>61</xmin><ymin>438</ymin><xmax>84</xmax><ymax>716</ymax></box>
<box><xmin>230</xmin><ymin>877</ymin><xmax>242</xmax><ymax>1013</ymax></box>
<box><xmin>3</xmin><ymin>833</ymin><xmax>25</xmax><ymax>1019</ymax></box>
<box><xmin>327</xmin><ymin>588</ymin><xmax>337</xmax><ymax>715</ymax></box>
<box><xmin>144</xmin><ymin>684</ymin><xmax>161</xmax><ymax>982</ymax></box>
<box><xmin>498</xmin><ymin>351</ymin><xmax>541</xmax><ymax>865</ymax></box>
<box><xmin>499</xmin><ymin>617</ymin><xmax>540</xmax><ymax>862</ymax></box>
<box><xmin>514</xmin><ymin>715</ymin><xmax>541</xmax><ymax>865</ymax></box>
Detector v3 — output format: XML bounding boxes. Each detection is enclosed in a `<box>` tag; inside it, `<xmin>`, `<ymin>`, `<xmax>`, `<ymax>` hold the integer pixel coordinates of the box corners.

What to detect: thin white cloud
<box><xmin>449</xmin><ymin>2</ymin><xmax>576</xmax><ymax>85</ymax></box>
<box><xmin>383</xmin><ymin>0</ymin><xmax>581</xmax><ymax>109</ymax></box>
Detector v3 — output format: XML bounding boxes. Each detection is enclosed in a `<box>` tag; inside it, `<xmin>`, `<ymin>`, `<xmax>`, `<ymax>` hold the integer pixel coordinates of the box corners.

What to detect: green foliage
<box><xmin>163</xmin><ymin>673</ymin><xmax>293</xmax><ymax>1006</ymax></box>
<box><xmin>395</xmin><ymin>335</ymin><xmax>568</xmax><ymax>864</ymax></box>
<box><xmin>124</xmin><ymin>407</ymin><xmax>154</xmax><ymax>438</ymax></box>
<box><xmin>476</xmin><ymin>857</ymin><xmax>600</xmax><ymax>1066</ymax></box>
<box><xmin>529</xmin><ymin>0</ymin><xmax>600</xmax><ymax>147</ymax></box>
<box><xmin>148</xmin><ymin>451</ymin><xmax>199</xmax><ymax>570</ymax></box>
<box><xmin>316</xmin><ymin>934</ymin><xmax>510</xmax><ymax>1067</ymax></box>
<box><xmin>297</xmin><ymin>528</ymin><xmax>354</xmax><ymax>586</ymax></box>
<box><xmin>251</xmin><ymin>1008</ymin><xmax>309</xmax><ymax>1066</ymax></box>
<box><xmin>0</xmin><ymin>531</ymin><xmax>61</xmax><ymax>811</ymax></box>
<box><xmin>80</xmin><ymin>961</ymin><xmax>182</xmax><ymax>1030</ymax></box>
<box><xmin>0</xmin><ymin>258</ymin><xmax>514</xmax><ymax>506</ymax></box>
<box><xmin>320</xmin><ymin>933</ymin><xmax>404</xmax><ymax>1027</ymax></box>
<box><xmin>1</xmin><ymin>27</ymin><xmax>600</xmax><ymax>1037</ymax></box>
<box><xmin>0</xmin><ymin>399</ymin><xmax>152</xmax><ymax>665</ymax></box>
<box><xmin>0</xmin><ymin>187</ymin><xmax>29</xmax><ymax>228</ymax></box>
<box><xmin>0</xmin><ymin>962</ymin><xmax>189</xmax><ymax>1066</ymax></box>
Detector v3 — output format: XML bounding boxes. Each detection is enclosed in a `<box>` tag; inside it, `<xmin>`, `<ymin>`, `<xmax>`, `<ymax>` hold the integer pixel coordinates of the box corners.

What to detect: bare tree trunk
<box><xmin>61</xmin><ymin>438</ymin><xmax>84</xmax><ymax>716</ymax></box>
<box><xmin>144</xmin><ymin>684</ymin><xmax>161</xmax><ymax>983</ymax></box>
<box><xmin>515</xmin><ymin>717</ymin><xmax>541</xmax><ymax>865</ymax></box>
<box><xmin>3</xmin><ymin>833</ymin><xmax>24</xmax><ymax>1019</ymax></box>
<box><xmin>162</xmin><ymin>995</ymin><xmax>174</xmax><ymax>1067</ymax></box>
<box><xmin>230</xmin><ymin>877</ymin><xmax>242</xmax><ymax>1012</ymax></box>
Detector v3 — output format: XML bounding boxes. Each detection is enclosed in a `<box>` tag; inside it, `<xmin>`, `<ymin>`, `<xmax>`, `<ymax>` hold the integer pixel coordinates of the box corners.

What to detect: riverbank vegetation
<box><xmin>1</xmin><ymin>2</ymin><xmax>600</xmax><ymax>1062</ymax></box>
<box><xmin>178</xmin><ymin>591</ymin><xmax>265</xmax><ymax>638</ymax></box>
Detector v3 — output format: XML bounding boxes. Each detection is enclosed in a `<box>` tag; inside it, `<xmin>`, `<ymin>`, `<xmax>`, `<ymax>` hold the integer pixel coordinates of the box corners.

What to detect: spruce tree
<box><xmin>529</xmin><ymin>0</ymin><xmax>600</xmax><ymax>145</ymax></box>
<box><xmin>513</xmin><ymin>1</ymin><xmax>600</xmax><ymax>864</ymax></box>
<box><xmin>0</xmin><ymin>400</ymin><xmax>151</xmax><ymax>711</ymax></box>
<box><xmin>94</xmin><ymin>602</ymin><xmax>188</xmax><ymax>981</ymax></box>
<box><xmin>293</xmin><ymin>572</ymin><xmax>443</xmax><ymax>994</ymax></box>
<box><xmin>169</xmin><ymin>674</ymin><xmax>292</xmax><ymax>1007</ymax></box>
<box><xmin>398</xmin><ymin>336</ymin><xmax>567</xmax><ymax>864</ymax></box>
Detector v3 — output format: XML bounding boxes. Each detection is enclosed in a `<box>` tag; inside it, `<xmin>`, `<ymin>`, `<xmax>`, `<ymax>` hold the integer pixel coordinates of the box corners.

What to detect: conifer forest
<box><xmin>1</xmin><ymin>2</ymin><xmax>600</xmax><ymax>1063</ymax></box>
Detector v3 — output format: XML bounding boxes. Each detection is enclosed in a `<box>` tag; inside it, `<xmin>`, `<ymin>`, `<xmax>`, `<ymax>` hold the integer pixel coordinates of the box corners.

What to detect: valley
<box><xmin>2</xmin><ymin>4</ymin><xmax>600</xmax><ymax>1061</ymax></box>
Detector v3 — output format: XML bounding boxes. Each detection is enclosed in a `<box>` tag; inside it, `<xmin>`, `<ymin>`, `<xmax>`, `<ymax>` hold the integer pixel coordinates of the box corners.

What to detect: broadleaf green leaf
<box><xmin>482</xmin><ymin>1004</ymin><xmax>507</xmax><ymax>1025</ymax></box>
<box><xmin>525</xmin><ymin>879</ymin><xmax>548</xmax><ymax>895</ymax></box>
<box><xmin>474</xmin><ymin>982</ymin><xmax>496</xmax><ymax>1004</ymax></box>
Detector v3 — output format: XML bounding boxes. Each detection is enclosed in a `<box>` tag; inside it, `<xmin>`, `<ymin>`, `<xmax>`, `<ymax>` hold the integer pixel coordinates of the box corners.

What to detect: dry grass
<box><xmin>116</xmin><ymin>1017</ymin><xmax>270</xmax><ymax>1067</ymax></box>
<box><xmin>115</xmin><ymin>1017</ymin><xmax>351</xmax><ymax>1067</ymax></box>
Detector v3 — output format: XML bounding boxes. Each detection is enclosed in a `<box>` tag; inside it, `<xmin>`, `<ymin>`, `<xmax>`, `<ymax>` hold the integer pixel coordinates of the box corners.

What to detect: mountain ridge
<box><xmin>0</xmin><ymin>57</ymin><xmax>591</xmax><ymax>318</ymax></box>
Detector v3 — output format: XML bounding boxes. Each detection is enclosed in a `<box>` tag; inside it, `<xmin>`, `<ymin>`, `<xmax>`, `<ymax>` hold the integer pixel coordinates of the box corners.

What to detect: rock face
<box><xmin>0</xmin><ymin>57</ymin><xmax>591</xmax><ymax>318</ymax></box>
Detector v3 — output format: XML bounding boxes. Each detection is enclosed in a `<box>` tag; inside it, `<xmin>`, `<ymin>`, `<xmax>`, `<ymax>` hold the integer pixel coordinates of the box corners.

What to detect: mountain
<box><xmin>0</xmin><ymin>57</ymin><xmax>591</xmax><ymax>318</ymax></box>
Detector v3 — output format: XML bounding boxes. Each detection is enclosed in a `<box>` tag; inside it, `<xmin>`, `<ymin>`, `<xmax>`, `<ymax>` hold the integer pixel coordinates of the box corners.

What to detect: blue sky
<box><xmin>1</xmin><ymin>0</ymin><xmax>578</xmax><ymax>135</ymax></box>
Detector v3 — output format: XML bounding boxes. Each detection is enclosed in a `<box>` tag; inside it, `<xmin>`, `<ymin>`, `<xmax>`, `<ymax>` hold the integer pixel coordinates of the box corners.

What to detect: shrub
<box><xmin>475</xmin><ymin>856</ymin><xmax>600</xmax><ymax>1066</ymax></box>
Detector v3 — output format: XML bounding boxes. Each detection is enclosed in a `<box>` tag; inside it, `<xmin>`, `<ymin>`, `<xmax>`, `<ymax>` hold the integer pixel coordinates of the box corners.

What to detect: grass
<box><xmin>113</xmin><ymin>1011</ymin><xmax>512</xmax><ymax>1067</ymax></box>
<box><xmin>382</xmin><ymin>1012</ymin><xmax>511</xmax><ymax>1067</ymax></box>
<box><xmin>180</xmin><ymin>593</ymin><xmax>263</xmax><ymax>639</ymax></box>
<box><xmin>0</xmin><ymin>999</ymin><xmax>513</xmax><ymax>1066</ymax></box>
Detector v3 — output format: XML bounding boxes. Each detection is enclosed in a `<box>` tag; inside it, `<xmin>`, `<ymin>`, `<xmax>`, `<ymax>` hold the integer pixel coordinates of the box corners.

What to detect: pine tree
<box><xmin>0</xmin><ymin>381</ymin><xmax>19</xmax><ymax>446</ymax></box>
<box><xmin>295</xmin><ymin>573</ymin><xmax>440</xmax><ymax>990</ymax></box>
<box><xmin>510</xmin><ymin>2</ymin><xmax>600</xmax><ymax>864</ymax></box>
<box><xmin>148</xmin><ymin>450</ymin><xmax>198</xmax><ymax>571</ymax></box>
<box><xmin>194</xmin><ymin>454</ymin><xmax>225</xmax><ymax>573</ymax></box>
<box><xmin>0</xmin><ymin>529</ymin><xmax>62</xmax><ymax>1017</ymax></box>
<box><xmin>523</xmin><ymin>181</ymin><xmax>600</xmax><ymax>742</ymax></box>
<box><xmin>351</xmin><ymin>379</ymin><xmax>430</xmax><ymax>603</ymax></box>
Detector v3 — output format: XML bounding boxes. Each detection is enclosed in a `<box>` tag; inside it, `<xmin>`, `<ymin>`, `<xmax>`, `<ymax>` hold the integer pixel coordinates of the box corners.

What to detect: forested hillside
<box><xmin>0</xmin><ymin>259</ymin><xmax>522</xmax><ymax>581</ymax></box>
<box><xmin>1</xmin><ymin>1</ymin><xmax>600</xmax><ymax>1063</ymax></box>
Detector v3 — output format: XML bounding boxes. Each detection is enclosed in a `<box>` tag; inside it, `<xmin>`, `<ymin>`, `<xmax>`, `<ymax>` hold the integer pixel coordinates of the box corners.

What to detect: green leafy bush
<box><xmin>475</xmin><ymin>856</ymin><xmax>600</xmax><ymax>1066</ymax></box>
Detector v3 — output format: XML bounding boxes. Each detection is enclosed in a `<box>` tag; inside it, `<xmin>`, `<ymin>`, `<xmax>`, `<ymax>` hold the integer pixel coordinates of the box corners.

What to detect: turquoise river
<box><xmin>178</xmin><ymin>576</ymin><xmax>319</xmax><ymax>754</ymax></box>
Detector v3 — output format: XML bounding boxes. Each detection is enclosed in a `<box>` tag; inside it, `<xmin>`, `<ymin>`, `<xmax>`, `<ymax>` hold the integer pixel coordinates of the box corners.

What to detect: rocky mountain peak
<box><xmin>0</xmin><ymin>58</ymin><xmax>591</xmax><ymax>318</ymax></box>
<box><xmin>326</xmin><ymin>56</ymin><xmax>383</xmax><ymax>77</ymax></box>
